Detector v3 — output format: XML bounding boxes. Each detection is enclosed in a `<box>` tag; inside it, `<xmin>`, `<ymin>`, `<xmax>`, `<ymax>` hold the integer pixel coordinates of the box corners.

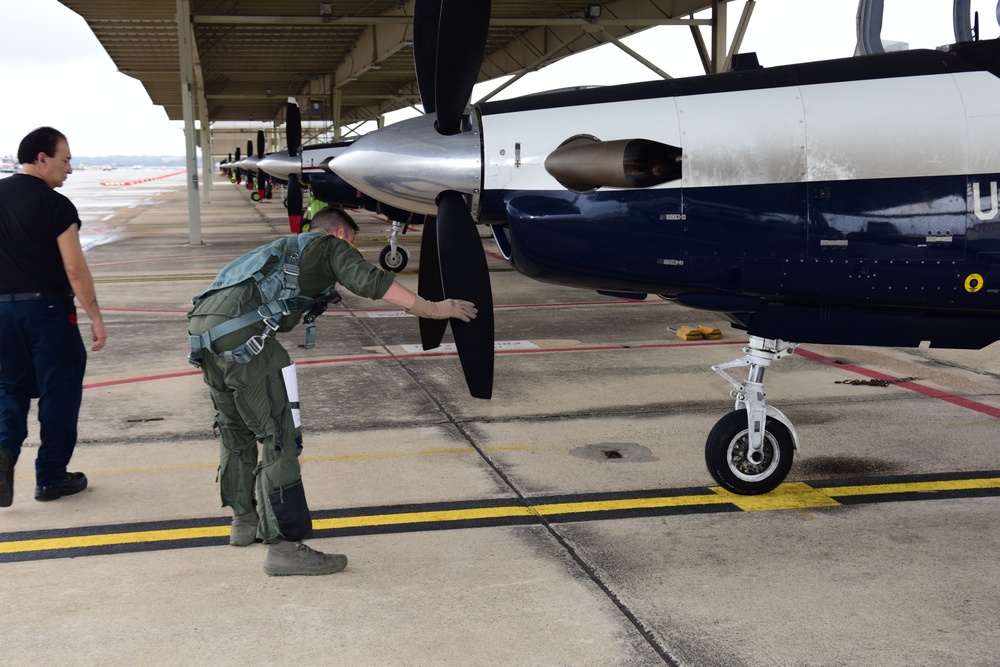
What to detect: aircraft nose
<box><xmin>257</xmin><ymin>153</ymin><xmax>301</xmax><ymax>181</ymax></box>
<box><xmin>330</xmin><ymin>114</ymin><xmax>482</xmax><ymax>217</ymax></box>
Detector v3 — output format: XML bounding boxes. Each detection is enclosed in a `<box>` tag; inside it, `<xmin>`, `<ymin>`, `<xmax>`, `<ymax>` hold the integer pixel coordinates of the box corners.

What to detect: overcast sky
<box><xmin>0</xmin><ymin>0</ymin><xmax>995</xmax><ymax>157</ymax></box>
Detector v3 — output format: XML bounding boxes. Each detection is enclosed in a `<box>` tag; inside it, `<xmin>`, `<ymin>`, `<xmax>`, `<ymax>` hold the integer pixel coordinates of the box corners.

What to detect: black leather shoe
<box><xmin>0</xmin><ymin>448</ymin><xmax>13</xmax><ymax>508</ymax></box>
<box><xmin>35</xmin><ymin>472</ymin><xmax>88</xmax><ymax>501</ymax></box>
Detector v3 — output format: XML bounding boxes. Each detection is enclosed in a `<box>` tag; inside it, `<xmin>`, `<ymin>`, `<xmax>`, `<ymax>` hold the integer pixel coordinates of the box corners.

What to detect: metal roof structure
<box><xmin>59</xmin><ymin>1</ymin><xmax>751</xmax><ymax>141</ymax></box>
<box><xmin>58</xmin><ymin>0</ymin><xmax>755</xmax><ymax>241</ymax></box>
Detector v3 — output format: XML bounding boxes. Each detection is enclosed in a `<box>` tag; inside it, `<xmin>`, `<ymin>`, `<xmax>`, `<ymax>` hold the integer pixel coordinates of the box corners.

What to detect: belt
<box><xmin>0</xmin><ymin>291</ymin><xmax>65</xmax><ymax>302</ymax></box>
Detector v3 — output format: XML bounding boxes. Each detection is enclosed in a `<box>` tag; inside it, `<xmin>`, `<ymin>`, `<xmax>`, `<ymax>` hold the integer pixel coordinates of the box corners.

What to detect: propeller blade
<box><xmin>255</xmin><ymin>130</ymin><xmax>267</xmax><ymax>200</ymax></box>
<box><xmin>287</xmin><ymin>98</ymin><xmax>301</xmax><ymax>157</ymax></box>
<box><xmin>245</xmin><ymin>141</ymin><xmax>254</xmax><ymax>190</ymax></box>
<box><xmin>433</xmin><ymin>0</ymin><xmax>491</xmax><ymax>135</ymax></box>
<box><xmin>412</xmin><ymin>0</ymin><xmax>441</xmax><ymax>113</ymax></box>
<box><xmin>436</xmin><ymin>190</ymin><xmax>494</xmax><ymax>399</ymax></box>
<box><xmin>417</xmin><ymin>215</ymin><xmax>447</xmax><ymax>350</ymax></box>
<box><xmin>287</xmin><ymin>174</ymin><xmax>303</xmax><ymax>233</ymax></box>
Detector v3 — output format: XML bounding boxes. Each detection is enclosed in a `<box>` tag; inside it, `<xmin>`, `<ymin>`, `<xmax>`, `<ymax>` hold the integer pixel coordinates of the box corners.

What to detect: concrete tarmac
<box><xmin>3</xmin><ymin>169</ymin><xmax>1000</xmax><ymax>666</ymax></box>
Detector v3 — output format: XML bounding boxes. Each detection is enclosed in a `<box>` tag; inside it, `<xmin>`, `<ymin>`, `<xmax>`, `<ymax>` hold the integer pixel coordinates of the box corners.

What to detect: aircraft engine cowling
<box><xmin>544</xmin><ymin>136</ymin><xmax>683</xmax><ymax>193</ymax></box>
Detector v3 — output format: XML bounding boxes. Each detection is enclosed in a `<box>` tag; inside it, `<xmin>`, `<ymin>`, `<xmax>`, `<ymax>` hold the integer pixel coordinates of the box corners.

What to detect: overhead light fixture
<box><xmin>584</xmin><ymin>4</ymin><xmax>601</xmax><ymax>22</ymax></box>
<box><xmin>370</xmin><ymin>62</ymin><xmax>382</xmax><ymax>70</ymax></box>
<box><xmin>265</xmin><ymin>87</ymin><xmax>273</xmax><ymax>97</ymax></box>
<box><xmin>319</xmin><ymin>3</ymin><xmax>332</xmax><ymax>22</ymax></box>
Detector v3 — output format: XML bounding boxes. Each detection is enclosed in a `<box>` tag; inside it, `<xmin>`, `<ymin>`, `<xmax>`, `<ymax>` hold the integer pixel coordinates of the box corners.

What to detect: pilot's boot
<box><xmin>263</xmin><ymin>539</ymin><xmax>347</xmax><ymax>576</ymax></box>
<box><xmin>230</xmin><ymin>510</ymin><xmax>259</xmax><ymax>547</ymax></box>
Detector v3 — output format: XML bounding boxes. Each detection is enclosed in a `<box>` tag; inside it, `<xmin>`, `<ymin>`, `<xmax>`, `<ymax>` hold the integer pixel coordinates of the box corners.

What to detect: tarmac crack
<box><xmin>345</xmin><ymin>310</ymin><xmax>682</xmax><ymax>666</ymax></box>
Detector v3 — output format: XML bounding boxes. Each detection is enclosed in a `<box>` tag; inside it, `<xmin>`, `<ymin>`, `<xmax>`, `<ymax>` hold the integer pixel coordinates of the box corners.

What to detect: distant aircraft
<box><xmin>257</xmin><ymin>99</ymin><xmax>425</xmax><ymax>270</ymax></box>
<box><xmin>328</xmin><ymin>0</ymin><xmax>1000</xmax><ymax>494</ymax></box>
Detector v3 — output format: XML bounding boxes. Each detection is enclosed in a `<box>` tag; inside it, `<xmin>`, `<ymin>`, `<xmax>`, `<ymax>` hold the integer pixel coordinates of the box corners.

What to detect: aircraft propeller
<box><xmin>411</xmin><ymin>0</ymin><xmax>494</xmax><ymax>399</ymax></box>
<box><xmin>233</xmin><ymin>146</ymin><xmax>242</xmax><ymax>184</ymax></box>
<box><xmin>285</xmin><ymin>99</ymin><xmax>305</xmax><ymax>232</ymax></box>
<box><xmin>245</xmin><ymin>140</ymin><xmax>255</xmax><ymax>191</ymax></box>
<box><xmin>254</xmin><ymin>129</ymin><xmax>269</xmax><ymax>202</ymax></box>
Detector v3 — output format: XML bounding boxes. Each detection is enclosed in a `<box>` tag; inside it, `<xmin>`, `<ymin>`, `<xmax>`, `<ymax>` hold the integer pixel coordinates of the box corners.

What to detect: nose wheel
<box><xmin>706</xmin><ymin>410</ymin><xmax>794</xmax><ymax>495</ymax></box>
<box><xmin>707</xmin><ymin>336</ymin><xmax>800</xmax><ymax>495</ymax></box>
<box><xmin>379</xmin><ymin>219</ymin><xmax>411</xmax><ymax>272</ymax></box>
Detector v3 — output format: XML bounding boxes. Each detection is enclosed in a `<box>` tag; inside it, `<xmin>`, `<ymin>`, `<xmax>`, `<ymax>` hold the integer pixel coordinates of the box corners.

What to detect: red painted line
<box><xmin>101</xmin><ymin>308</ymin><xmax>189</xmax><ymax>314</ymax></box>
<box><xmin>97</xmin><ymin>301</ymin><xmax>667</xmax><ymax>317</ymax></box>
<box><xmin>100</xmin><ymin>170</ymin><xmax>186</xmax><ymax>186</ymax></box>
<box><xmin>89</xmin><ymin>254</ymin><xmax>236</xmax><ymax>268</ymax></box>
<box><xmin>297</xmin><ymin>339</ymin><xmax>740</xmax><ymax>365</ymax></box>
<box><xmin>84</xmin><ymin>370</ymin><xmax>201</xmax><ymax>389</ymax></box>
<box><xmin>795</xmin><ymin>347</ymin><xmax>1000</xmax><ymax>419</ymax></box>
<box><xmin>340</xmin><ymin>300</ymin><xmax>667</xmax><ymax>314</ymax></box>
<box><xmin>84</xmin><ymin>339</ymin><xmax>741</xmax><ymax>389</ymax></box>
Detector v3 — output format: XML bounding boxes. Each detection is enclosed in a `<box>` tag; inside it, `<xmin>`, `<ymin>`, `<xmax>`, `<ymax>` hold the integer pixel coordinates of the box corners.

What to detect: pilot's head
<box><xmin>309</xmin><ymin>206</ymin><xmax>360</xmax><ymax>244</ymax></box>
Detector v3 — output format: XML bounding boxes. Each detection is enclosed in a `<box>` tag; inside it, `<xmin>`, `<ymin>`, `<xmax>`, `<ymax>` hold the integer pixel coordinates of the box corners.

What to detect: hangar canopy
<box><xmin>59</xmin><ymin>1</ymin><xmax>750</xmax><ymax>144</ymax></box>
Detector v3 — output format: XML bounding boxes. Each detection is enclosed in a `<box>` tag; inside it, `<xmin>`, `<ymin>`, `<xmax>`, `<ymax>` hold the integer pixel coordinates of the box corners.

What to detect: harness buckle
<box><xmin>245</xmin><ymin>335</ymin><xmax>266</xmax><ymax>356</ymax></box>
<box><xmin>257</xmin><ymin>304</ymin><xmax>282</xmax><ymax>331</ymax></box>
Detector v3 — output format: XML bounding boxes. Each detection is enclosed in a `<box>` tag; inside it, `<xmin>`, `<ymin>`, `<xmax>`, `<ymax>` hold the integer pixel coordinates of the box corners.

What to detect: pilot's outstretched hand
<box><xmin>407</xmin><ymin>296</ymin><xmax>478</xmax><ymax>322</ymax></box>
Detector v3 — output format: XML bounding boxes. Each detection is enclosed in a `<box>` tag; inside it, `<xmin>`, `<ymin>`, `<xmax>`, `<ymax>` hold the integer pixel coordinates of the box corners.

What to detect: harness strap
<box><xmin>188</xmin><ymin>235</ymin><xmax>320</xmax><ymax>366</ymax></box>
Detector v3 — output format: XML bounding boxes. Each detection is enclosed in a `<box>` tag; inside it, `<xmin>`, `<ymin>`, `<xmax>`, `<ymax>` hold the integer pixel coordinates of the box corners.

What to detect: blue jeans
<box><xmin>0</xmin><ymin>298</ymin><xmax>87</xmax><ymax>486</ymax></box>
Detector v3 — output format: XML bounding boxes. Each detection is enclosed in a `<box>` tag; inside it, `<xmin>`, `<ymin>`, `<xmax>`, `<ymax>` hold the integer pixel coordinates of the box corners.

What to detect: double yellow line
<box><xmin>4</xmin><ymin>474</ymin><xmax>1000</xmax><ymax>559</ymax></box>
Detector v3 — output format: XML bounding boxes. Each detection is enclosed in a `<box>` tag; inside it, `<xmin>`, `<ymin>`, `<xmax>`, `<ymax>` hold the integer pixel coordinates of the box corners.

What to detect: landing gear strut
<box><xmin>706</xmin><ymin>336</ymin><xmax>800</xmax><ymax>495</ymax></box>
<box><xmin>379</xmin><ymin>220</ymin><xmax>410</xmax><ymax>272</ymax></box>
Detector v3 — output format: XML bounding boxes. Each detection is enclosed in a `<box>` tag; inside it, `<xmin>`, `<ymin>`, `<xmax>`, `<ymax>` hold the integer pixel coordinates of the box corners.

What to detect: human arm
<box><xmin>316</xmin><ymin>238</ymin><xmax>476</xmax><ymax>322</ymax></box>
<box><xmin>56</xmin><ymin>224</ymin><xmax>107</xmax><ymax>351</ymax></box>
<box><xmin>381</xmin><ymin>281</ymin><xmax>477</xmax><ymax>322</ymax></box>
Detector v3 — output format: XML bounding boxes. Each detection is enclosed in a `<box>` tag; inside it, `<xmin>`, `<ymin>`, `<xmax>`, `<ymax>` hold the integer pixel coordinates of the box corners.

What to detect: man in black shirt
<box><xmin>0</xmin><ymin>127</ymin><xmax>107</xmax><ymax>507</ymax></box>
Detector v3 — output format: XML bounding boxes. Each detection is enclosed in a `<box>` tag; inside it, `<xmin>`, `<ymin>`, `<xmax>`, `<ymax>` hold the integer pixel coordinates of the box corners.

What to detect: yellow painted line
<box><xmin>818</xmin><ymin>477</ymin><xmax>1000</xmax><ymax>498</ymax></box>
<box><xmin>7</xmin><ymin>476</ymin><xmax>1000</xmax><ymax>557</ymax></box>
<box><xmin>712</xmin><ymin>482</ymin><xmax>842</xmax><ymax>511</ymax></box>
<box><xmin>30</xmin><ymin>445</ymin><xmax>536</xmax><ymax>479</ymax></box>
<box><xmin>534</xmin><ymin>494</ymin><xmax>728</xmax><ymax>515</ymax></box>
<box><xmin>313</xmin><ymin>505</ymin><xmax>535</xmax><ymax>530</ymax></box>
<box><xmin>0</xmin><ymin>526</ymin><xmax>228</xmax><ymax>554</ymax></box>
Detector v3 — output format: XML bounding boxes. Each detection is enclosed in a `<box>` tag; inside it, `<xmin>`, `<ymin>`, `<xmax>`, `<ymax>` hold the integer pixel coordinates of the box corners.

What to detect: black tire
<box><xmin>379</xmin><ymin>244</ymin><xmax>410</xmax><ymax>272</ymax></box>
<box><xmin>705</xmin><ymin>410</ymin><xmax>794</xmax><ymax>495</ymax></box>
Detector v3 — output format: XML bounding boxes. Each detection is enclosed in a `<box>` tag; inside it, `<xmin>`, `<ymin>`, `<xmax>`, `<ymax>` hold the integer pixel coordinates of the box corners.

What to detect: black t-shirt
<box><xmin>0</xmin><ymin>173</ymin><xmax>80</xmax><ymax>294</ymax></box>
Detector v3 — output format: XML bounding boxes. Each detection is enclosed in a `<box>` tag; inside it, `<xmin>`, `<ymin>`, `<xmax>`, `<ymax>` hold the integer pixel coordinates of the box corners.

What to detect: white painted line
<box><xmin>365</xmin><ymin>310</ymin><xmax>410</xmax><ymax>318</ymax></box>
<box><xmin>400</xmin><ymin>340</ymin><xmax>540</xmax><ymax>353</ymax></box>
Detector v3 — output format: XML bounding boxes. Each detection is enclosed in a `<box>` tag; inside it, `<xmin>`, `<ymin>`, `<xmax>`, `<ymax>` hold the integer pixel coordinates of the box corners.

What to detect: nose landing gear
<box><xmin>707</xmin><ymin>336</ymin><xmax>800</xmax><ymax>495</ymax></box>
<box><xmin>379</xmin><ymin>219</ymin><xmax>411</xmax><ymax>272</ymax></box>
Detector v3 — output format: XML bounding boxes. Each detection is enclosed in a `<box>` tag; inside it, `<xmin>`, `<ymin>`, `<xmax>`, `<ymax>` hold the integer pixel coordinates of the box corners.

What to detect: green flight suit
<box><xmin>188</xmin><ymin>235</ymin><xmax>395</xmax><ymax>543</ymax></box>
